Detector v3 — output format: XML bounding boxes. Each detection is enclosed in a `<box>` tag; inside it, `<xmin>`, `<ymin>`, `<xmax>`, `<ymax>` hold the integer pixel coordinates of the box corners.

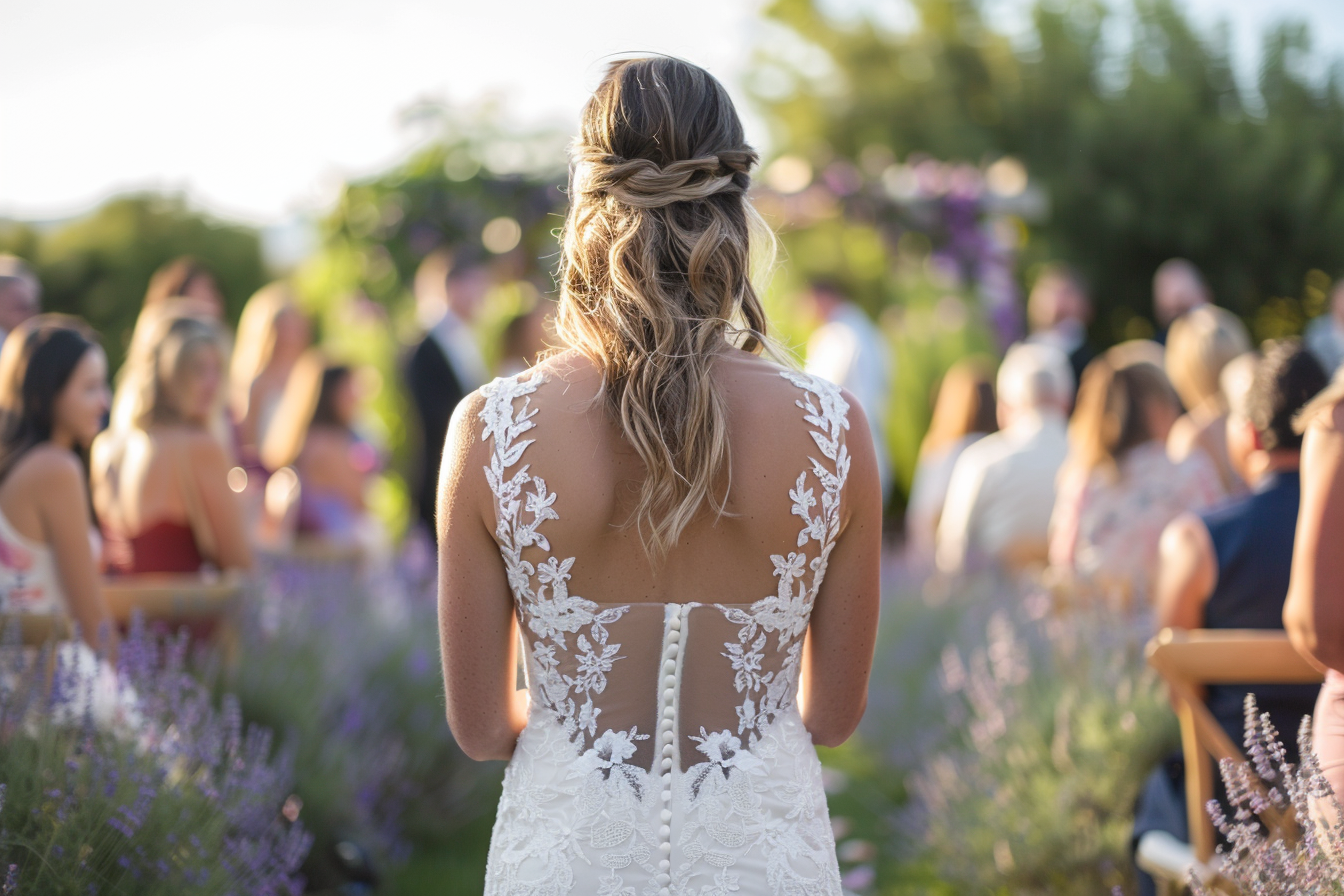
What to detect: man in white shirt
<box><xmin>936</xmin><ymin>342</ymin><xmax>1073</xmax><ymax>574</ymax></box>
<box><xmin>804</xmin><ymin>279</ymin><xmax>894</xmax><ymax>502</ymax></box>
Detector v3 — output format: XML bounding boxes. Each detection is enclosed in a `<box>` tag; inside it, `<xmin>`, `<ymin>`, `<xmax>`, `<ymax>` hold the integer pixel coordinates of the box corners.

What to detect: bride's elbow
<box><xmin>805</xmin><ymin>692</ymin><xmax>868</xmax><ymax>749</ymax></box>
<box><xmin>448</xmin><ymin>716</ymin><xmax>517</xmax><ymax>762</ymax></box>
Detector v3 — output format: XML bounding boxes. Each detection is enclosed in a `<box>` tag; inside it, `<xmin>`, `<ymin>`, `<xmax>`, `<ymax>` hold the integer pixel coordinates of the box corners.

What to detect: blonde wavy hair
<box><xmin>230</xmin><ymin>281</ymin><xmax>302</xmax><ymax>420</ymax></box>
<box><xmin>1165</xmin><ymin>304</ymin><xmax>1250</xmax><ymax>413</ymax></box>
<box><xmin>556</xmin><ymin>56</ymin><xmax>775</xmax><ymax>558</ymax></box>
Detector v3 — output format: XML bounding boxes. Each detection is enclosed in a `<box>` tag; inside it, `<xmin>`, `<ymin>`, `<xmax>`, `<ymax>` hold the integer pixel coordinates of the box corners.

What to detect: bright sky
<box><xmin>2</xmin><ymin>0</ymin><xmax>1340</xmax><ymax>226</ymax></box>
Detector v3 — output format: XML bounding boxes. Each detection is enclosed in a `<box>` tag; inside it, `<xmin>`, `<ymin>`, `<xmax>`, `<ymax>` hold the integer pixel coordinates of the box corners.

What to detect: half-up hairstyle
<box><xmin>556</xmin><ymin>56</ymin><xmax>773</xmax><ymax>558</ymax></box>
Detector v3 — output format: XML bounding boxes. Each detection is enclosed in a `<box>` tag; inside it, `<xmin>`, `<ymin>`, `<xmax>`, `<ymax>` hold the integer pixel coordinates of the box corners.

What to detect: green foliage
<box><xmin>0</xmin><ymin>195</ymin><xmax>268</xmax><ymax>371</ymax></box>
<box><xmin>290</xmin><ymin>105</ymin><xmax>567</xmax><ymax>533</ymax></box>
<box><xmin>914</xmin><ymin>594</ymin><xmax>1177</xmax><ymax>894</ymax></box>
<box><xmin>754</xmin><ymin>0</ymin><xmax>1344</xmax><ymax>344</ymax></box>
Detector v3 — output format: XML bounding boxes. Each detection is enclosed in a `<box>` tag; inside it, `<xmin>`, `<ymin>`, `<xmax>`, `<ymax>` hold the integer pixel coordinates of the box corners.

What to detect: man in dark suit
<box><xmin>1025</xmin><ymin>262</ymin><xmax>1096</xmax><ymax>393</ymax></box>
<box><xmin>406</xmin><ymin>247</ymin><xmax>491</xmax><ymax>535</ymax></box>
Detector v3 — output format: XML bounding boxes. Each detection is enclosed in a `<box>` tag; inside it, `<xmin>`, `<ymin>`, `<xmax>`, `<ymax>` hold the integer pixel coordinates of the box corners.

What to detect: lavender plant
<box><xmin>0</xmin><ymin>617</ymin><xmax>310</xmax><ymax>895</ymax></box>
<box><xmin>1192</xmin><ymin>695</ymin><xmax>1344</xmax><ymax>894</ymax></box>
<box><xmin>222</xmin><ymin>549</ymin><xmax>495</xmax><ymax>889</ymax></box>
<box><xmin>908</xmin><ymin>582</ymin><xmax>1176</xmax><ymax>895</ymax></box>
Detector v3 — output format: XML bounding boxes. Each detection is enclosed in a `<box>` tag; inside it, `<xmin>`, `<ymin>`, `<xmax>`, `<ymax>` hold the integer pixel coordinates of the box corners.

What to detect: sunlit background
<box><xmin>4</xmin><ymin>0</ymin><xmax>1344</xmax><ymax>891</ymax></box>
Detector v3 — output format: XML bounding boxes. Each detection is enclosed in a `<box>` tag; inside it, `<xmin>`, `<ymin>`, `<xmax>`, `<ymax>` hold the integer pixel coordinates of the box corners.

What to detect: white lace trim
<box><xmin>713</xmin><ymin>369</ymin><xmax>851</xmax><ymax>747</ymax></box>
<box><xmin>479</xmin><ymin>372</ymin><xmax>635</xmax><ymax>747</ymax></box>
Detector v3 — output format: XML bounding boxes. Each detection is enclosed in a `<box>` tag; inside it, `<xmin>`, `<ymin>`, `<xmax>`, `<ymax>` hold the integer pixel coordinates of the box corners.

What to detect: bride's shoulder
<box><xmin>717</xmin><ymin>349</ymin><xmax>852</xmax><ymax>418</ymax></box>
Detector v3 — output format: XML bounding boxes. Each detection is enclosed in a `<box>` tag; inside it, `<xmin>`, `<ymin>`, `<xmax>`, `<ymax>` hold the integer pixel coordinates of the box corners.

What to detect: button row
<box><xmin>656</xmin><ymin>610</ymin><xmax>683</xmax><ymax>896</ymax></box>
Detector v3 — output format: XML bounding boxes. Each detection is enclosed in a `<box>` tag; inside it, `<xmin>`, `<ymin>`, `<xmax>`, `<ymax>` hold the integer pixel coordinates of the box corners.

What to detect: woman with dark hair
<box><xmin>261</xmin><ymin>350</ymin><xmax>377</xmax><ymax>545</ymax></box>
<box><xmin>436</xmin><ymin>57</ymin><xmax>880</xmax><ymax>895</ymax></box>
<box><xmin>0</xmin><ymin>315</ymin><xmax>114</xmax><ymax>650</ymax></box>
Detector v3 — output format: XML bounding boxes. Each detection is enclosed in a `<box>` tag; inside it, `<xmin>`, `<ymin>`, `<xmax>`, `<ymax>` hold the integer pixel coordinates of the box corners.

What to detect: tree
<box><xmin>0</xmin><ymin>194</ymin><xmax>267</xmax><ymax>371</ymax></box>
<box><xmin>753</xmin><ymin>0</ymin><xmax>1344</xmax><ymax>342</ymax></box>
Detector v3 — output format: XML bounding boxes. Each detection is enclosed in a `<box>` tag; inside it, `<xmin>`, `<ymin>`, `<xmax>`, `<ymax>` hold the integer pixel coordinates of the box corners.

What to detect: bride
<box><xmin>436</xmin><ymin>56</ymin><xmax>881</xmax><ymax>896</ymax></box>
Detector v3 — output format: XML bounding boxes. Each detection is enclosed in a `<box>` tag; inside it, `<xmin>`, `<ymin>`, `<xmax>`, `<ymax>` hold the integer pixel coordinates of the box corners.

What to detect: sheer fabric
<box><xmin>480</xmin><ymin>368</ymin><xmax>849</xmax><ymax>896</ymax></box>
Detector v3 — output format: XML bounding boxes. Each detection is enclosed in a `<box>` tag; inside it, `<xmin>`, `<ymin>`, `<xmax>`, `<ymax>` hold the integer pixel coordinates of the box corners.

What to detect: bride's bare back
<box><xmin>496</xmin><ymin>350</ymin><xmax>862</xmax><ymax>602</ymax></box>
<box><xmin>438</xmin><ymin>347</ymin><xmax>881</xmax><ymax>762</ymax></box>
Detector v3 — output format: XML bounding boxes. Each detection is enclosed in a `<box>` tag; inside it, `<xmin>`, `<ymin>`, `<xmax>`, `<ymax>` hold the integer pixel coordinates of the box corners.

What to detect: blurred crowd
<box><xmin>3</xmin><ymin>241</ymin><xmax>1344</xmax><ymax>889</ymax></box>
<box><xmin>0</xmin><ymin>249</ymin><xmax>548</xmax><ymax>674</ymax></box>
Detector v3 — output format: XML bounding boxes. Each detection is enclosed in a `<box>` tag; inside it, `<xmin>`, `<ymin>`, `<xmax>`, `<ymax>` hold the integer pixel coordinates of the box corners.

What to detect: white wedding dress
<box><xmin>479</xmin><ymin>367</ymin><xmax>849</xmax><ymax>896</ymax></box>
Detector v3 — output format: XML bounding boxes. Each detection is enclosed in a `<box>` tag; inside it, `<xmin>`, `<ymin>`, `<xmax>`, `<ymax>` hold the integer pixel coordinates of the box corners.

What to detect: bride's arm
<box><xmin>437</xmin><ymin>392</ymin><xmax>530</xmax><ymax>761</ymax></box>
<box><xmin>800</xmin><ymin>394</ymin><xmax>882</xmax><ymax>748</ymax></box>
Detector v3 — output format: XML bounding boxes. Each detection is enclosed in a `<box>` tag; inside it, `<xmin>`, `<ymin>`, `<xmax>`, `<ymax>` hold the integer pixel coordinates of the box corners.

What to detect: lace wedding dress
<box><xmin>479</xmin><ymin>367</ymin><xmax>850</xmax><ymax>896</ymax></box>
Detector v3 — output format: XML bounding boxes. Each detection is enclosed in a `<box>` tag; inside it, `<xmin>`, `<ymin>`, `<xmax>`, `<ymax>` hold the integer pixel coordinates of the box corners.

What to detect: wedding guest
<box><xmin>143</xmin><ymin>256</ymin><xmax>225</xmax><ymax>320</ymax></box>
<box><xmin>229</xmin><ymin>282</ymin><xmax>311</xmax><ymax>455</ymax></box>
<box><xmin>1156</xmin><ymin>340</ymin><xmax>1323</xmax><ymax>721</ymax></box>
<box><xmin>405</xmin><ymin>248</ymin><xmax>490</xmax><ymax>534</ymax></box>
<box><xmin>0</xmin><ymin>316</ymin><xmax>114</xmax><ymax>649</ymax></box>
<box><xmin>261</xmin><ymin>351</ymin><xmax>378</xmax><ymax>546</ymax></box>
<box><xmin>906</xmin><ymin>359</ymin><xmax>996</xmax><ymax>567</ymax></box>
<box><xmin>0</xmin><ymin>256</ymin><xmax>41</xmax><ymax>344</ymax></box>
<box><xmin>1026</xmin><ymin>263</ymin><xmax>1096</xmax><ymax>391</ymax></box>
<box><xmin>1136</xmin><ymin>342</ymin><xmax>1325</xmax><ymax>896</ymax></box>
<box><xmin>1304</xmin><ymin>277</ymin><xmax>1344</xmax><ymax>375</ymax></box>
<box><xmin>497</xmin><ymin>301</ymin><xmax>551</xmax><ymax>377</ymax></box>
<box><xmin>936</xmin><ymin>343</ymin><xmax>1072</xmax><ymax>574</ymax></box>
<box><xmin>1164</xmin><ymin>305</ymin><xmax>1251</xmax><ymax>495</ymax></box>
<box><xmin>805</xmin><ymin>277</ymin><xmax>894</xmax><ymax>501</ymax></box>
<box><xmin>1284</xmin><ymin>360</ymin><xmax>1344</xmax><ymax>806</ymax></box>
<box><xmin>1152</xmin><ymin>258</ymin><xmax>1211</xmax><ymax>345</ymax></box>
<box><xmin>92</xmin><ymin>313</ymin><xmax>251</xmax><ymax>575</ymax></box>
<box><xmin>1048</xmin><ymin>345</ymin><xmax>1222</xmax><ymax>610</ymax></box>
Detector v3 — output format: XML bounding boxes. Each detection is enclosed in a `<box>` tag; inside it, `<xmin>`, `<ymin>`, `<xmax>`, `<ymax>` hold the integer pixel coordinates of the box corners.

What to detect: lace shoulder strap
<box><xmin>712</xmin><ymin>370</ymin><xmax>853</xmax><ymax>745</ymax></box>
<box><xmin>478</xmin><ymin>373</ymin><xmax>552</xmax><ymax>555</ymax></box>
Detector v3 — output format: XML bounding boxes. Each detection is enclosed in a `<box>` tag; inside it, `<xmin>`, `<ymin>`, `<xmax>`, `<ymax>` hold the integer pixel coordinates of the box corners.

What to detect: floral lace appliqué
<box><xmin>715</xmin><ymin>370</ymin><xmax>851</xmax><ymax>745</ymax></box>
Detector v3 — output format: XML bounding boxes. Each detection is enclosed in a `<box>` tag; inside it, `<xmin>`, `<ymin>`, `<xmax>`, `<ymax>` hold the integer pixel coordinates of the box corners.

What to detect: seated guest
<box><xmin>0</xmin><ymin>316</ymin><xmax>115</xmax><ymax>648</ymax></box>
<box><xmin>92</xmin><ymin>313</ymin><xmax>252</xmax><ymax>575</ymax></box>
<box><xmin>1152</xmin><ymin>258</ymin><xmax>1211</xmax><ymax>345</ymax></box>
<box><xmin>0</xmin><ymin>256</ymin><xmax>42</xmax><ymax>344</ymax></box>
<box><xmin>936</xmin><ymin>343</ymin><xmax>1072</xmax><ymax>574</ymax></box>
<box><xmin>1165</xmin><ymin>305</ymin><xmax>1251</xmax><ymax>495</ymax></box>
<box><xmin>1304</xmin><ymin>276</ymin><xmax>1344</xmax><ymax>375</ymax></box>
<box><xmin>229</xmin><ymin>282</ymin><xmax>310</xmax><ymax>457</ymax></box>
<box><xmin>1134</xmin><ymin>341</ymin><xmax>1327</xmax><ymax>895</ymax></box>
<box><xmin>496</xmin><ymin>299</ymin><xmax>551</xmax><ymax>377</ymax></box>
<box><xmin>906</xmin><ymin>358</ymin><xmax>997</xmax><ymax>567</ymax></box>
<box><xmin>1283</xmin><ymin>364</ymin><xmax>1344</xmax><ymax>811</ymax></box>
<box><xmin>1025</xmin><ymin>263</ymin><xmax>1097</xmax><ymax>392</ymax></box>
<box><xmin>1048</xmin><ymin>345</ymin><xmax>1222</xmax><ymax>610</ymax></box>
<box><xmin>142</xmin><ymin>256</ymin><xmax>225</xmax><ymax>320</ymax></box>
<box><xmin>260</xmin><ymin>351</ymin><xmax>377</xmax><ymax>546</ymax></box>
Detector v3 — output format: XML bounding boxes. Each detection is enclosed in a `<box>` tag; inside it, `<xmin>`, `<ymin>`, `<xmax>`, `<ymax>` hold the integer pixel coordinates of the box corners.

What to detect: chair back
<box><xmin>1145</xmin><ymin>628</ymin><xmax>1323</xmax><ymax>863</ymax></box>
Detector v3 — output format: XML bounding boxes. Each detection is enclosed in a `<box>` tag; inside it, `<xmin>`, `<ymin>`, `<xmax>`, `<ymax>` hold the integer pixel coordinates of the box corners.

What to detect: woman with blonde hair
<box><xmin>92</xmin><ymin>312</ymin><xmax>251</xmax><ymax>575</ymax></box>
<box><xmin>436</xmin><ymin>57</ymin><xmax>880</xmax><ymax>895</ymax></box>
<box><xmin>906</xmin><ymin>358</ymin><xmax>997</xmax><ymax>565</ymax></box>
<box><xmin>1049</xmin><ymin>344</ymin><xmax>1222</xmax><ymax>610</ymax></box>
<box><xmin>1165</xmin><ymin>304</ymin><xmax>1252</xmax><ymax>494</ymax></box>
<box><xmin>229</xmin><ymin>282</ymin><xmax>311</xmax><ymax>455</ymax></box>
<box><xmin>260</xmin><ymin>350</ymin><xmax>376</xmax><ymax>545</ymax></box>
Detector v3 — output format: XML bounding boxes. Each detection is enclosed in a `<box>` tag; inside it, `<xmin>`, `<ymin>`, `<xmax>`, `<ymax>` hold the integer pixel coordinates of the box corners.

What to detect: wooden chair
<box><xmin>101</xmin><ymin>574</ymin><xmax>245</xmax><ymax>661</ymax></box>
<box><xmin>1144</xmin><ymin>628</ymin><xmax>1324</xmax><ymax>875</ymax></box>
<box><xmin>0</xmin><ymin>612</ymin><xmax>73</xmax><ymax>648</ymax></box>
